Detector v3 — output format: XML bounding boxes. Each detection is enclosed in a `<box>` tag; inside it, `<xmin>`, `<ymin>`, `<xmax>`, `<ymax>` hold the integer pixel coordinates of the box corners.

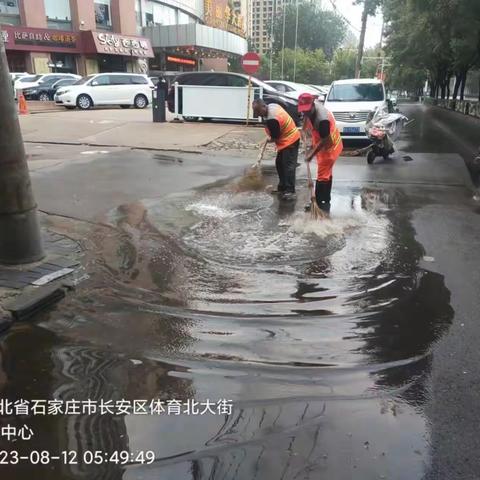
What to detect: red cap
<box><xmin>298</xmin><ymin>93</ymin><xmax>315</xmax><ymax>112</ymax></box>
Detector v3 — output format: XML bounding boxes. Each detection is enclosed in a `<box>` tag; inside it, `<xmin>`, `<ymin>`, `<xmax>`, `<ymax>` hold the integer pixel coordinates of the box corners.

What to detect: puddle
<box><xmin>0</xmin><ymin>174</ymin><xmax>453</xmax><ymax>479</ymax></box>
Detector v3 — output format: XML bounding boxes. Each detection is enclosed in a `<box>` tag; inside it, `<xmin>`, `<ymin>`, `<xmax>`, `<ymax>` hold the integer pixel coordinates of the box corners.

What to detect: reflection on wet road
<box><xmin>0</xmin><ymin>168</ymin><xmax>454</xmax><ymax>479</ymax></box>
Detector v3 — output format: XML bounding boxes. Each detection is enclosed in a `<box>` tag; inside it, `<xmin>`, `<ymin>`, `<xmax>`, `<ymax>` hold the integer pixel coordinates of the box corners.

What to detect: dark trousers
<box><xmin>315</xmin><ymin>177</ymin><xmax>332</xmax><ymax>211</ymax></box>
<box><xmin>275</xmin><ymin>140</ymin><xmax>299</xmax><ymax>193</ymax></box>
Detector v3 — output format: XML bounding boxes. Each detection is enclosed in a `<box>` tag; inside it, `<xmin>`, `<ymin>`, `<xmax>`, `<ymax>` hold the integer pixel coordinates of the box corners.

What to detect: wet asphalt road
<box><xmin>1</xmin><ymin>103</ymin><xmax>480</xmax><ymax>480</ymax></box>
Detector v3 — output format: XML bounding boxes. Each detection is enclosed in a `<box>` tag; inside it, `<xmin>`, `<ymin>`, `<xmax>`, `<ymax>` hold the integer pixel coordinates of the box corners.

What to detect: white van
<box><xmin>54</xmin><ymin>73</ymin><xmax>154</xmax><ymax>110</ymax></box>
<box><xmin>324</xmin><ymin>78</ymin><xmax>387</xmax><ymax>139</ymax></box>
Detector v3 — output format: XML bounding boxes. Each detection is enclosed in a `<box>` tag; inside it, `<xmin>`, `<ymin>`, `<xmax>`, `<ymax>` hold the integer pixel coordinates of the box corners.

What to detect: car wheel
<box><xmin>134</xmin><ymin>94</ymin><xmax>148</xmax><ymax>109</ymax></box>
<box><xmin>183</xmin><ymin>116</ymin><xmax>198</xmax><ymax>122</ymax></box>
<box><xmin>120</xmin><ymin>105</ymin><xmax>131</xmax><ymax>109</ymax></box>
<box><xmin>39</xmin><ymin>92</ymin><xmax>50</xmax><ymax>102</ymax></box>
<box><xmin>77</xmin><ymin>94</ymin><xmax>93</xmax><ymax>110</ymax></box>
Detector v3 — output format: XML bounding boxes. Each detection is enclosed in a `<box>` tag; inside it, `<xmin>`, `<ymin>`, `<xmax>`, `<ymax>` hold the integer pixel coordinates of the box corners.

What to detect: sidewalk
<box><xmin>19</xmin><ymin>108</ymin><xmax>257</xmax><ymax>152</ymax></box>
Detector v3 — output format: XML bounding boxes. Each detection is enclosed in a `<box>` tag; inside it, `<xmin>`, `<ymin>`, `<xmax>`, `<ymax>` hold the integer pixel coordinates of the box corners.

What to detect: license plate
<box><xmin>343</xmin><ymin>127</ymin><xmax>360</xmax><ymax>133</ymax></box>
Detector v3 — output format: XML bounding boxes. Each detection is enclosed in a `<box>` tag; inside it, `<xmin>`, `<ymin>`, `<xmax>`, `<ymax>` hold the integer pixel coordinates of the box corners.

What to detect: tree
<box><xmin>259</xmin><ymin>48</ymin><xmax>331</xmax><ymax>84</ymax></box>
<box><xmin>331</xmin><ymin>48</ymin><xmax>356</xmax><ymax>80</ymax></box>
<box><xmin>272</xmin><ymin>3</ymin><xmax>346</xmax><ymax>59</ymax></box>
<box><xmin>354</xmin><ymin>0</ymin><xmax>382</xmax><ymax>77</ymax></box>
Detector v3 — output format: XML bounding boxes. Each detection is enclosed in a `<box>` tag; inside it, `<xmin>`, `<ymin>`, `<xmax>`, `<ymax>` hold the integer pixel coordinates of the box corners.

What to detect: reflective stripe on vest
<box><xmin>308</xmin><ymin>109</ymin><xmax>343</xmax><ymax>161</ymax></box>
<box><xmin>266</xmin><ymin>104</ymin><xmax>300</xmax><ymax>151</ymax></box>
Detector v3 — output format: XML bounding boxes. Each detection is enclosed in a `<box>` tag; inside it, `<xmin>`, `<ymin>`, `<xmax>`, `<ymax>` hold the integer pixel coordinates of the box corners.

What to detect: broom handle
<box><xmin>256</xmin><ymin>139</ymin><xmax>268</xmax><ymax>166</ymax></box>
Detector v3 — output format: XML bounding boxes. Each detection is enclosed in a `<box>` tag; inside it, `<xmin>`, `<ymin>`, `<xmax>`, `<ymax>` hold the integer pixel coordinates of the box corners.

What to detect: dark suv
<box><xmin>166</xmin><ymin>71</ymin><xmax>300</xmax><ymax>124</ymax></box>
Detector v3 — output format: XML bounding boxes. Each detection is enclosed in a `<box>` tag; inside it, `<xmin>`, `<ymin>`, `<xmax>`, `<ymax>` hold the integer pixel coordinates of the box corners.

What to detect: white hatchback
<box><xmin>324</xmin><ymin>78</ymin><xmax>387</xmax><ymax>140</ymax></box>
<box><xmin>54</xmin><ymin>73</ymin><xmax>154</xmax><ymax>110</ymax></box>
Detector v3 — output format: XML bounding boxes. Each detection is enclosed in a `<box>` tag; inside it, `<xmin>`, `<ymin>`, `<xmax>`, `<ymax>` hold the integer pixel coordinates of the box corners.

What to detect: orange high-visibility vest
<box><xmin>265</xmin><ymin>104</ymin><xmax>300</xmax><ymax>151</ymax></box>
<box><xmin>305</xmin><ymin>108</ymin><xmax>343</xmax><ymax>181</ymax></box>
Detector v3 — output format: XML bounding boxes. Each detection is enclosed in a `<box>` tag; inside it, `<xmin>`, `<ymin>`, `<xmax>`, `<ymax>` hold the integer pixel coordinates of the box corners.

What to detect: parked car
<box><xmin>309</xmin><ymin>84</ymin><xmax>330</xmax><ymax>95</ymax></box>
<box><xmin>55</xmin><ymin>73</ymin><xmax>154</xmax><ymax>110</ymax></box>
<box><xmin>14</xmin><ymin>73</ymin><xmax>81</xmax><ymax>91</ymax></box>
<box><xmin>9</xmin><ymin>72</ymin><xmax>29</xmax><ymax>99</ymax></box>
<box><xmin>23</xmin><ymin>77</ymin><xmax>78</xmax><ymax>101</ymax></box>
<box><xmin>167</xmin><ymin>72</ymin><xmax>300</xmax><ymax>123</ymax></box>
<box><xmin>324</xmin><ymin>78</ymin><xmax>387</xmax><ymax>139</ymax></box>
<box><xmin>265</xmin><ymin>80</ymin><xmax>320</xmax><ymax>100</ymax></box>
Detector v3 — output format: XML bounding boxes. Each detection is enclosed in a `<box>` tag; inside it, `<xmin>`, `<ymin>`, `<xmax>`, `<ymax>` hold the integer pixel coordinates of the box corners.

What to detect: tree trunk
<box><xmin>452</xmin><ymin>74</ymin><xmax>461</xmax><ymax>99</ymax></box>
<box><xmin>0</xmin><ymin>37</ymin><xmax>44</xmax><ymax>264</ymax></box>
<box><xmin>429</xmin><ymin>81</ymin><xmax>436</xmax><ymax>98</ymax></box>
<box><xmin>459</xmin><ymin>70</ymin><xmax>468</xmax><ymax>101</ymax></box>
<box><xmin>355</xmin><ymin>2</ymin><xmax>368</xmax><ymax>79</ymax></box>
<box><xmin>446</xmin><ymin>77</ymin><xmax>450</xmax><ymax>99</ymax></box>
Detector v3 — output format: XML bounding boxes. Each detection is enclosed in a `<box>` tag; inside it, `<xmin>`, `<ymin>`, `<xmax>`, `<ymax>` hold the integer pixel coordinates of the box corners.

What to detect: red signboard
<box><xmin>0</xmin><ymin>25</ymin><xmax>82</xmax><ymax>53</ymax></box>
<box><xmin>82</xmin><ymin>31</ymin><xmax>154</xmax><ymax>58</ymax></box>
<box><xmin>241</xmin><ymin>52</ymin><xmax>260</xmax><ymax>75</ymax></box>
<box><xmin>167</xmin><ymin>55</ymin><xmax>196</xmax><ymax>66</ymax></box>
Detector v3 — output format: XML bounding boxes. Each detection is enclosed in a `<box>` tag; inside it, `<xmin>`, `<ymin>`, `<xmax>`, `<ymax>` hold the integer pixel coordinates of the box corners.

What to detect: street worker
<box><xmin>252</xmin><ymin>99</ymin><xmax>300</xmax><ymax>200</ymax></box>
<box><xmin>298</xmin><ymin>93</ymin><xmax>343</xmax><ymax>213</ymax></box>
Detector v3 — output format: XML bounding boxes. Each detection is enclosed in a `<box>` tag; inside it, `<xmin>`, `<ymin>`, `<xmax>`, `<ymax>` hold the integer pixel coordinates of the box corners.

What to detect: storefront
<box><xmin>80</xmin><ymin>31</ymin><xmax>154</xmax><ymax>75</ymax></box>
<box><xmin>0</xmin><ymin>25</ymin><xmax>154</xmax><ymax>75</ymax></box>
<box><xmin>0</xmin><ymin>25</ymin><xmax>82</xmax><ymax>74</ymax></box>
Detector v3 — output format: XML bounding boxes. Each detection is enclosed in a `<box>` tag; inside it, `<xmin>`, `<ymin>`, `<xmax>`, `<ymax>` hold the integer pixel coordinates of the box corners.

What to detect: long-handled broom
<box><xmin>306</xmin><ymin>157</ymin><xmax>327</xmax><ymax>220</ymax></box>
<box><xmin>235</xmin><ymin>139</ymin><xmax>268</xmax><ymax>191</ymax></box>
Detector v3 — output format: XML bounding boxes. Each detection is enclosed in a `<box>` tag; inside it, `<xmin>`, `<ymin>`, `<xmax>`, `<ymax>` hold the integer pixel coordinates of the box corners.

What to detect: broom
<box><xmin>234</xmin><ymin>139</ymin><xmax>268</xmax><ymax>191</ymax></box>
<box><xmin>306</xmin><ymin>155</ymin><xmax>327</xmax><ymax>220</ymax></box>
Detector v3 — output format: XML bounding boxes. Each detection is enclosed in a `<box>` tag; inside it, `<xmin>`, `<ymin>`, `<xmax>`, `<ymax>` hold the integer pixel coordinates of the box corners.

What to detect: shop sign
<box><xmin>204</xmin><ymin>0</ymin><xmax>245</xmax><ymax>38</ymax></box>
<box><xmin>94</xmin><ymin>32</ymin><xmax>154</xmax><ymax>58</ymax></box>
<box><xmin>0</xmin><ymin>26</ymin><xmax>81</xmax><ymax>52</ymax></box>
<box><xmin>167</xmin><ymin>55</ymin><xmax>196</xmax><ymax>66</ymax></box>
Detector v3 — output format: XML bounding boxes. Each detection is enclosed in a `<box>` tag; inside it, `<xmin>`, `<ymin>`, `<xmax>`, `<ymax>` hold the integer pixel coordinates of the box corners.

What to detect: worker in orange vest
<box><xmin>298</xmin><ymin>93</ymin><xmax>343</xmax><ymax>213</ymax></box>
<box><xmin>253</xmin><ymin>99</ymin><xmax>300</xmax><ymax>200</ymax></box>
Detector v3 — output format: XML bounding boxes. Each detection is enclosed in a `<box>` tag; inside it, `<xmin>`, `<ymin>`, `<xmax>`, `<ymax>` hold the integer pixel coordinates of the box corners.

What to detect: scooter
<box><xmin>365</xmin><ymin>108</ymin><xmax>408</xmax><ymax>164</ymax></box>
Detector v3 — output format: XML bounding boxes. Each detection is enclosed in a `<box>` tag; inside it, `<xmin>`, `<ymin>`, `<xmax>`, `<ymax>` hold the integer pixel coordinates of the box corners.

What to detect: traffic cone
<box><xmin>18</xmin><ymin>92</ymin><xmax>29</xmax><ymax>115</ymax></box>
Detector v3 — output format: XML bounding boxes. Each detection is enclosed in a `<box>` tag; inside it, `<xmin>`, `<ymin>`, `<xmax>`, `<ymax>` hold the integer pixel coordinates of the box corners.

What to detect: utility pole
<box><xmin>293</xmin><ymin>0</ymin><xmax>299</xmax><ymax>81</ymax></box>
<box><xmin>355</xmin><ymin>0</ymin><xmax>368</xmax><ymax>78</ymax></box>
<box><xmin>0</xmin><ymin>36</ymin><xmax>44</xmax><ymax>265</ymax></box>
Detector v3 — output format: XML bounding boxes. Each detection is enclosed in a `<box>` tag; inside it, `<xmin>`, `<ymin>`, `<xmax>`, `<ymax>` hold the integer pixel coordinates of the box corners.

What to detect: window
<box><xmin>45</xmin><ymin>0</ymin><xmax>72</xmax><ymax>29</ymax></box>
<box><xmin>0</xmin><ymin>0</ymin><xmax>20</xmax><ymax>25</ymax></box>
<box><xmin>92</xmin><ymin>75</ymin><xmax>111</xmax><ymax>86</ymax></box>
<box><xmin>131</xmin><ymin>76</ymin><xmax>148</xmax><ymax>84</ymax></box>
<box><xmin>110</xmin><ymin>75</ymin><xmax>132</xmax><ymax>85</ymax></box>
<box><xmin>95</xmin><ymin>0</ymin><xmax>112</xmax><ymax>29</ymax></box>
<box><xmin>227</xmin><ymin>75</ymin><xmax>248</xmax><ymax>87</ymax></box>
<box><xmin>327</xmin><ymin>83</ymin><xmax>385</xmax><ymax>102</ymax></box>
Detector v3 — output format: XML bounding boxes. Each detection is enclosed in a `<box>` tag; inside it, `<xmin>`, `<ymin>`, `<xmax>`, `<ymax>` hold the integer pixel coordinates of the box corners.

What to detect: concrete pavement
<box><xmin>19</xmin><ymin>108</ymin><xmax>249</xmax><ymax>152</ymax></box>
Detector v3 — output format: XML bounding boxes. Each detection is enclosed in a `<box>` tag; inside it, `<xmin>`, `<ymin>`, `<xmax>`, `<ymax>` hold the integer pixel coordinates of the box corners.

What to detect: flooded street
<box><xmin>1</xmin><ymin>104</ymin><xmax>479</xmax><ymax>479</ymax></box>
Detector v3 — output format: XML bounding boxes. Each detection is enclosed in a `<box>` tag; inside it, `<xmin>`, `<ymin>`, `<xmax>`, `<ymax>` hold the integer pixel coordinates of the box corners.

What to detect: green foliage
<box><xmin>272</xmin><ymin>3</ymin><xmax>346</xmax><ymax>59</ymax></box>
<box><xmin>383</xmin><ymin>0</ymin><xmax>480</xmax><ymax>98</ymax></box>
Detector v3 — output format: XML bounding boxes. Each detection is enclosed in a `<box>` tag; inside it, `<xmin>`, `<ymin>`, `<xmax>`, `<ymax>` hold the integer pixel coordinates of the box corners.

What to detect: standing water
<box><xmin>0</xmin><ymin>174</ymin><xmax>453</xmax><ymax>479</ymax></box>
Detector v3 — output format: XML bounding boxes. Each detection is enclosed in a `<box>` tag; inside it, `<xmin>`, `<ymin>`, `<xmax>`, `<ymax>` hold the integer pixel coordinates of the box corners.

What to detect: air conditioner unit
<box><xmin>147</xmin><ymin>20</ymin><xmax>155</xmax><ymax>26</ymax></box>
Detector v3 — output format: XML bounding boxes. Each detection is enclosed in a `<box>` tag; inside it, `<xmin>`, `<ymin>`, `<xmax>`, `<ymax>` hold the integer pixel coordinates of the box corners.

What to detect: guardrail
<box><xmin>424</xmin><ymin>97</ymin><xmax>480</xmax><ymax>119</ymax></box>
<box><xmin>173</xmin><ymin>83</ymin><xmax>264</xmax><ymax>122</ymax></box>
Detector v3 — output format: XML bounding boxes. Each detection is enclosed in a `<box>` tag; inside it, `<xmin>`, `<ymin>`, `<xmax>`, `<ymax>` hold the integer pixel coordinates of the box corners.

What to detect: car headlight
<box><xmin>27</xmin><ymin>89</ymin><xmax>38</xmax><ymax>94</ymax></box>
<box><xmin>56</xmin><ymin>89</ymin><xmax>70</xmax><ymax>96</ymax></box>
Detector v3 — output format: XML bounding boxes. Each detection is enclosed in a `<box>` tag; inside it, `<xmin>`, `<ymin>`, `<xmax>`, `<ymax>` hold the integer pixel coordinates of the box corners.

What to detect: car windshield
<box><xmin>73</xmin><ymin>75</ymin><xmax>94</xmax><ymax>85</ymax></box>
<box><xmin>19</xmin><ymin>75</ymin><xmax>41</xmax><ymax>82</ymax></box>
<box><xmin>328</xmin><ymin>83</ymin><xmax>384</xmax><ymax>102</ymax></box>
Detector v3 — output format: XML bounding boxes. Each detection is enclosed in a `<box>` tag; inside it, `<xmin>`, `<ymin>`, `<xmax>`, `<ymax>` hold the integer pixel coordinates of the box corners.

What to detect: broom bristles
<box><xmin>234</xmin><ymin>164</ymin><xmax>266</xmax><ymax>192</ymax></box>
<box><xmin>310</xmin><ymin>197</ymin><xmax>327</xmax><ymax>220</ymax></box>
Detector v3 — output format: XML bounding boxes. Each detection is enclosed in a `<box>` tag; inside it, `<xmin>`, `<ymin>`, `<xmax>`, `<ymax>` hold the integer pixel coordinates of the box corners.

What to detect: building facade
<box><xmin>248</xmin><ymin>0</ymin><xmax>293</xmax><ymax>55</ymax></box>
<box><xmin>0</xmin><ymin>0</ymin><xmax>247</xmax><ymax>76</ymax></box>
<box><xmin>137</xmin><ymin>0</ymin><xmax>247</xmax><ymax>74</ymax></box>
<box><xmin>0</xmin><ymin>0</ymin><xmax>154</xmax><ymax>75</ymax></box>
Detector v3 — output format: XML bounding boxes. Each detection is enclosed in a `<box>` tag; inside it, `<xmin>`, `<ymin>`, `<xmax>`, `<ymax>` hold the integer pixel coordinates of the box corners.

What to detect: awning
<box><xmin>144</xmin><ymin>24</ymin><xmax>247</xmax><ymax>57</ymax></box>
<box><xmin>81</xmin><ymin>31</ymin><xmax>154</xmax><ymax>58</ymax></box>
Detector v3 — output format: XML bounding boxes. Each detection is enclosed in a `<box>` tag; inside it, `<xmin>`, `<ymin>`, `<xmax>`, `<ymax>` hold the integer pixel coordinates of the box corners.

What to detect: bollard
<box><xmin>152</xmin><ymin>82</ymin><xmax>166</xmax><ymax>123</ymax></box>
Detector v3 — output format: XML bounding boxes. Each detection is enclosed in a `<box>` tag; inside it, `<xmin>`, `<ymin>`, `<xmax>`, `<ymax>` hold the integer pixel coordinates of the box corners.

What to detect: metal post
<box><xmin>293</xmin><ymin>0</ymin><xmax>299</xmax><ymax>82</ymax></box>
<box><xmin>0</xmin><ymin>36</ymin><xmax>44</xmax><ymax>265</ymax></box>
<box><xmin>281</xmin><ymin>4</ymin><xmax>286</xmax><ymax>80</ymax></box>
<box><xmin>246</xmin><ymin>75</ymin><xmax>252</xmax><ymax>125</ymax></box>
<box><xmin>171</xmin><ymin>81</ymin><xmax>183</xmax><ymax>122</ymax></box>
